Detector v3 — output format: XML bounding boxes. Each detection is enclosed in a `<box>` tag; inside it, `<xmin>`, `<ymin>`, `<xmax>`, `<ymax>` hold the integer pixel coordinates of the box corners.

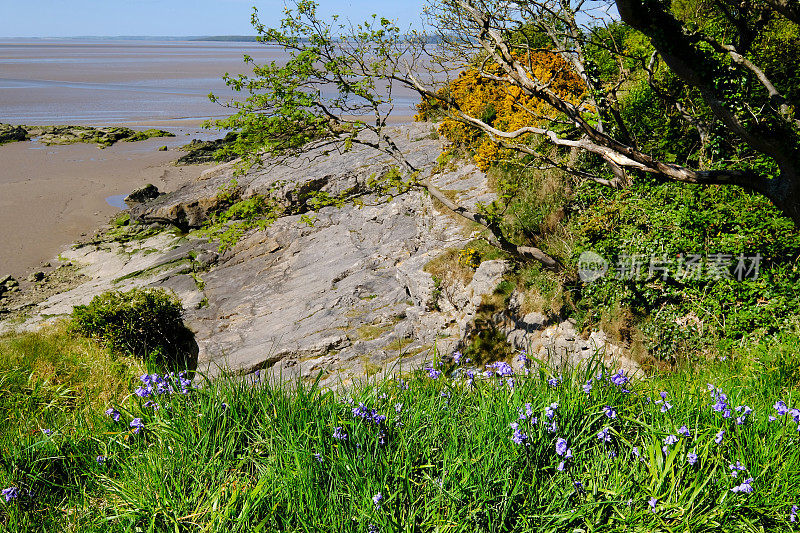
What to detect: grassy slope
<box><xmin>1</xmin><ymin>325</ymin><xmax>799</xmax><ymax>532</ymax></box>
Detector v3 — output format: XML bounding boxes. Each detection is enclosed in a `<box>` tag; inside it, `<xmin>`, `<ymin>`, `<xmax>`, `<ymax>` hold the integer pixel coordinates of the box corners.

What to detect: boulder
<box><xmin>0</xmin><ymin>124</ymin><xmax>29</xmax><ymax>144</ymax></box>
<box><xmin>125</xmin><ymin>184</ymin><xmax>161</xmax><ymax>204</ymax></box>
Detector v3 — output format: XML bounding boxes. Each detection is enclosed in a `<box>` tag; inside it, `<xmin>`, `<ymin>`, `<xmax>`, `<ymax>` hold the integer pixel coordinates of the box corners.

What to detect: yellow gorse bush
<box><xmin>416</xmin><ymin>51</ymin><xmax>586</xmax><ymax>170</ymax></box>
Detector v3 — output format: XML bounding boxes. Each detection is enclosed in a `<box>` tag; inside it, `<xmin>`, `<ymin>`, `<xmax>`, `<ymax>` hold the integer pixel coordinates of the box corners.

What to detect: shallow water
<box><xmin>0</xmin><ymin>39</ymin><xmax>419</xmax><ymax>126</ymax></box>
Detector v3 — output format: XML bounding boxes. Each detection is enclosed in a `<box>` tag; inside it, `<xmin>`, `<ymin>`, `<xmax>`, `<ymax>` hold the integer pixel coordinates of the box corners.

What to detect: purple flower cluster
<box><xmin>603</xmin><ymin>405</ymin><xmax>617</xmax><ymax>419</ymax></box>
<box><xmin>735</xmin><ymin>405</ymin><xmax>752</xmax><ymax>425</ymax></box>
<box><xmin>130</xmin><ymin>418</ymin><xmax>144</xmax><ymax>434</ymax></box>
<box><xmin>1</xmin><ymin>487</ymin><xmax>19</xmax><ymax>502</ymax></box>
<box><xmin>352</xmin><ymin>403</ymin><xmax>387</xmax><ymax>425</ymax></box>
<box><xmin>509</xmin><ymin>422</ymin><xmax>529</xmax><ymax>446</ymax></box>
<box><xmin>609</xmin><ymin>370</ymin><xmax>630</xmax><ymax>389</ymax></box>
<box><xmin>731</xmin><ymin>478</ymin><xmax>754</xmax><ymax>494</ymax></box>
<box><xmin>597</xmin><ymin>427</ymin><xmax>612</xmax><ymax>443</ymax></box>
<box><xmin>555</xmin><ymin>437</ymin><xmax>573</xmax><ymax>471</ymax></box>
<box><xmin>332</xmin><ymin>426</ymin><xmax>348</xmax><ymax>441</ymax></box>
<box><xmin>729</xmin><ymin>460</ymin><xmax>746</xmax><ymax>478</ymax></box>
<box><xmin>486</xmin><ymin>361</ymin><xmax>514</xmax><ymax>378</ymax></box>
<box><xmin>710</xmin><ymin>387</ymin><xmax>733</xmax><ymax>419</ymax></box>
<box><xmin>105</xmin><ymin>408</ymin><xmax>121</xmax><ymax>421</ymax></box>
<box><xmin>655</xmin><ymin>392</ymin><xmax>672</xmax><ymax>413</ymax></box>
<box><xmin>134</xmin><ymin>372</ymin><xmax>192</xmax><ymax>398</ymax></box>
<box><xmin>424</xmin><ymin>366</ymin><xmax>442</xmax><ymax>380</ymax></box>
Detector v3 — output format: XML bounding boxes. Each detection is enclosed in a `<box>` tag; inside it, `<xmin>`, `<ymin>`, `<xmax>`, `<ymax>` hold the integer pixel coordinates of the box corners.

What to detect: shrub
<box><xmin>70</xmin><ymin>288</ymin><xmax>197</xmax><ymax>370</ymax></box>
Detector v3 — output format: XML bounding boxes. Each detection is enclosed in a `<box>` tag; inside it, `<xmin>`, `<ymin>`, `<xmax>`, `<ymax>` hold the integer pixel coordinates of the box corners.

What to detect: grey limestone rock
<box><xmin>1</xmin><ymin>123</ymin><xmax>638</xmax><ymax>385</ymax></box>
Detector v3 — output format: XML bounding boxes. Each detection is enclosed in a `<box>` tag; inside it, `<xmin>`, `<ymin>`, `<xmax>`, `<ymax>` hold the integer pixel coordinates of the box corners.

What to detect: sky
<box><xmin>0</xmin><ymin>0</ymin><xmax>427</xmax><ymax>38</ymax></box>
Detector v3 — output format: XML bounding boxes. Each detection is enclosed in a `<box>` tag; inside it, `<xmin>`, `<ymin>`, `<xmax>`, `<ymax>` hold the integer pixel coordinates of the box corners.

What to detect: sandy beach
<box><xmin>0</xmin><ymin>129</ymin><xmax>214</xmax><ymax>278</ymax></box>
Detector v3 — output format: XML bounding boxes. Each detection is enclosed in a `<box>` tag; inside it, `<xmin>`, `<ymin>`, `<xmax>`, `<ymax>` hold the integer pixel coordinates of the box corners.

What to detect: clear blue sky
<box><xmin>0</xmin><ymin>1</ymin><xmax>426</xmax><ymax>38</ymax></box>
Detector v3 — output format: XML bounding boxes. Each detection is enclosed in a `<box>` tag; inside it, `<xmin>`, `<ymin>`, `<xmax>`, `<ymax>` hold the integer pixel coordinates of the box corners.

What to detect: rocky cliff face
<box><xmin>0</xmin><ymin>123</ymin><xmax>637</xmax><ymax>386</ymax></box>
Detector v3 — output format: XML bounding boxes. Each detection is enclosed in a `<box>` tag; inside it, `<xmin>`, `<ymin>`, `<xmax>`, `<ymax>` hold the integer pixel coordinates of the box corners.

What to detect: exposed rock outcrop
<box><xmin>1</xmin><ymin>123</ymin><xmax>638</xmax><ymax>386</ymax></box>
<box><xmin>125</xmin><ymin>184</ymin><xmax>161</xmax><ymax>204</ymax></box>
<box><xmin>0</xmin><ymin>123</ymin><xmax>174</xmax><ymax>148</ymax></box>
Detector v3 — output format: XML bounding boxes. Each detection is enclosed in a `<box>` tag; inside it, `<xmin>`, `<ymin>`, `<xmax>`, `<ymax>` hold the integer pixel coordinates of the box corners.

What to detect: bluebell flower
<box><xmin>511</xmin><ymin>428</ymin><xmax>529</xmax><ymax>445</ymax></box>
<box><xmin>775</xmin><ymin>400</ymin><xmax>789</xmax><ymax>416</ymax></box>
<box><xmin>557</xmin><ymin>461</ymin><xmax>566</xmax><ymax>471</ymax></box>
<box><xmin>648</xmin><ymin>497</ymin><xmax>657</xmax><ymax>512</ymax></box>
<box><xmin>425</xmin><ymin>366</ymin><xmax>441</xmax><ymax>380</ymax></box>
<box><xmin>632</xmin><ymin>447</ymin><xmax>640</xmax><ymax>459</ymax></box>
<box><xmin>517</xmin><ymin>350</ymin><xmax>527</xmax><ymax>364</ymax></box>
<box><xmin>333</xmin><ymin>427</ymin><xmax>348</xmax><ymax>440</ymax></box>
<box><xmin>545</xmin><ymin>402</ymin><xmax>559</xmax><ymax>420</ymax></box>
<box><xmin>395</xmin><ymin>403</ymin><xmax>403</xmax><ymax>413</ymax></box>
<box><xmin>556</xmin><ymin>438</ymin><xmax>568</xmax><ymax>456</ymax></box>
<box><xmin>453</xmin><ymin>351</ymin><xmax>463</xmax><ymax>364</ymax></box>
<box><xmin>465</xmin><ymin>369</ymin><xmax>475</xmax><ymax>387</ymax></box>
<box><xmin>372</xmin><ymin>492</ymin><xmax>382</xmax><ymax>508</ymax></box>
<box><xmin>712</xmin><ymin>393</ymin><xmax>729</xmax><ymax>413</ymax></box>
<box><xmin>105</xmin><ymin>408</ymin><xmax>121</xmax><ymax>421</ymax></box>
<box><xmin>714</xmin><ymin>430</ymin><xmax>725</xmax><ymax>445</ymax></box>
<box><xmin>547</xmin><ymin>377</ymin><xmax>560</xmax><ymax>388</ymax></box>
<box><xmin>729</xmin><ymin>460</ymin><xmax>746</xmax><ymax>478</ymax></box>
<box><xmin>610</xmin><ymin>370</ymin><xmax>629</xmax><ymax>387</ymax></box>
<box><xmin>313</xmin><ymin>453</ymin><xmax>323</xmax><ymax>463</ymax></box>
<box><xmin>1</xmin><ymin>487</ymin><xmax>19</xmax><ymax>502</ymax></box>
<box><xmin>687</xmin><ymin>452</ymin><xmax>698</xmax><ymax>465</ymax></box>
<box><xmin>769</xmin><ymin>415</ymin><xmax>777</xmax><ymax>422</ymax></box>
<box><xmin>603</xmin><ymin>405</ymin><xmax>617</xmax><ymax>419</ymax></box>
<box><xmin>583</xmin><ymin>379</ymin><xmax>593</xmax><ymax>394</ymax></box>
<box><xmin>96</xmin><ymin>456</ymin><xmax>106</xmax><ymax>465</ymax></box>
<box><xmin>487</xmin><ymin>361</ymin><xmax>514</xmax><ymax>378</ymax></box>
<box><xmin>679</xmin><ymin>425</ymin><xmax>690</xmax><ymax>437</ymax></box>
<box><xmin>547</xmin><ymin>420</ymin><xmax>557</xmax><ymax>433</ymax></box>
<box><xmin>790</xmin><ymin>505</ymin><xmax>797</xmax><ymax>523</ymax></box>
<box><xmin>664</xmin><ymin>435</ymin><xmax>678</xmax><ymax>446</ymax></box>
<box><xmin>730</xmin><ymin>478</ymin><xmax>754</xmax><ymax>493</ymax></box>
<box><xmin>597</xmin><ymin>427</ymin><xmax>611</xmax><ymax>443</ymax></box>
<box><xmin>130</xmin><ymin>418</ymin><xmax>144</xmax><ymax>434</ymax></box>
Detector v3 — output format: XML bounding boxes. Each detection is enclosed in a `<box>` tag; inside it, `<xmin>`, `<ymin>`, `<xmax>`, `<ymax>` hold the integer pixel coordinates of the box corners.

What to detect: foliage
<box><xmin>571</xmin><ymin>180</ymin><xmax>800</xmax><ymax>357</ymax></box>
<box><xmin>2</xmin><ymin>337</ymin><xmax>800</xmax><ymax>531</ymax></box>
<box><xmin>69</xmin><ymin>288</ymin><xmax>196</xmax><ymax>370</ymax></box>
<box><xmin>416</xmin><ymin>52</ymin><xmax>586</xmax><ymax>170</ymax></box>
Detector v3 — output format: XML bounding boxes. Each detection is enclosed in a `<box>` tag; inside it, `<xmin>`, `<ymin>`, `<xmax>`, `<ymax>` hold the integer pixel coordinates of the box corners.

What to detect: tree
<box><xmin>211</xmin><ymin>0</ymin><xmax>800</xmax><ymax>273</ymax></box>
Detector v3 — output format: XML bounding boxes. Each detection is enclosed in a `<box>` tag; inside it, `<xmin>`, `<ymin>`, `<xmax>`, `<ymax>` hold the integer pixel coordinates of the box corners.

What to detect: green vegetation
<box><xmin>0</xmin><ymin>124</ymin><xmax>174</xmax><ymax>148</ymax></box>
<box><xmin>2</xmin><ymin>327</ymin><xmax>800</xmax><ymax>531</ymax></box>
<box><xmin>69</xmin><ymin>288</ymin><xmax>197</xmax><ymax>370</ymax></box>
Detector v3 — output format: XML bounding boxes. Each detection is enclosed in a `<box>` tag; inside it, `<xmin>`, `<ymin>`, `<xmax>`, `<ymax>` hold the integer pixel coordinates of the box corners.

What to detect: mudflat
<box><xmin>0</xmin><ymin>131</ymin><xmax>213</xmax><ymax>278</ymax></box>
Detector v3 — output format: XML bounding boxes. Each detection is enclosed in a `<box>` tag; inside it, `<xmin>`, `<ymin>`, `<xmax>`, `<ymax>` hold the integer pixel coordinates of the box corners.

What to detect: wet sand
<box><xmin>0</xmin><ymin>131</ymin><xmax>214</xmax><ymax>279</ymax></box>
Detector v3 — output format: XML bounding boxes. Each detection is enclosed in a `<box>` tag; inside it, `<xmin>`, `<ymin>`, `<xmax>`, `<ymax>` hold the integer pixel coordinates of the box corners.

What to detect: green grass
<box><xmin>1</xmin><ymin>328</ymin><xmax>800</xmax><ymax>531</ymax></box>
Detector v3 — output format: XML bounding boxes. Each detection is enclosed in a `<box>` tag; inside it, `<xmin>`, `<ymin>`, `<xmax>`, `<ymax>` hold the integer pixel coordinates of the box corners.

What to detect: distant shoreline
<box><xmin>0</xmin><ymin>36</ymin><xmax>259</xmax><ymax>41</ymax></box>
